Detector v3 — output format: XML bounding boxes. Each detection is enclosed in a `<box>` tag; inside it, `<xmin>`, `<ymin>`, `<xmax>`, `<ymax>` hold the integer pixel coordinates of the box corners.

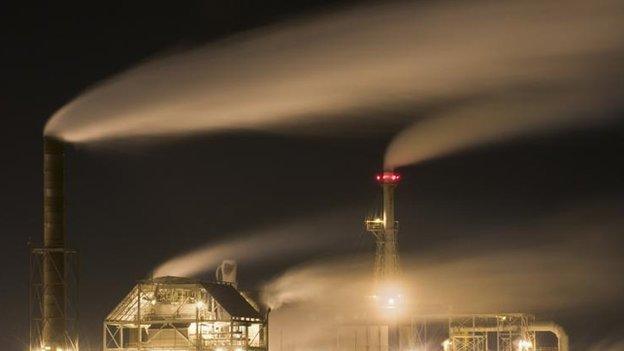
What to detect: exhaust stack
<box><xmin>366</xmin><ymin>171</ymin><xmax>401</xmax><ymax>281</ymax></box>
<box><xmin>43</xmin><ymin>137</ymin><xmax>66</xmax><ymax>350</ymax></box>
<box><xmin>30</xmin><ymin>137</ymin><xmax>78</xmax><ymax>351</ymax></box>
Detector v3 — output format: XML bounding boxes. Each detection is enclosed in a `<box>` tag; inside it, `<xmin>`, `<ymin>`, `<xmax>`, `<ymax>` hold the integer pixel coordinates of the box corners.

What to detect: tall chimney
<box><xmin>366</xmin><ymin>171</ymin><xmax>401</xmax><ymax>281</ymax></box>
<box><xmin>42</xmin><ymin>137</ymin><xmax>66</xmax><ymax>350</ymax></box>
<box><xmin>377</xmin><ymin>171</ymin><xmax>401</xmax><ymax>280</ymax></box>
<box><xmin>366</xmin><ymin>171</ymin><xmax>402</xmax><ymax>351</ymax></box>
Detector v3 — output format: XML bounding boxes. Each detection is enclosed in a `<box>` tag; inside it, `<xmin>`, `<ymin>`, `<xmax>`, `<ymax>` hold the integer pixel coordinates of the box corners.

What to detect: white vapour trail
<box><xmin>45</xmin><ymin>0</ymin><xmax>624</xmax><ymax>146</ymax></box>
<box><xmin>261</xmin><ymin>204</ymin><xmax>624</xmax><ymax>350</ymax></box>
<box><xmin>153</xmin><ymin>210</ymin><xmax>356</xmax><ymax>278</ymax></box>
<box><xmin>384</xmin><ymin>89</ymin><xmax>622</xmax><ymax>169</ymax></box>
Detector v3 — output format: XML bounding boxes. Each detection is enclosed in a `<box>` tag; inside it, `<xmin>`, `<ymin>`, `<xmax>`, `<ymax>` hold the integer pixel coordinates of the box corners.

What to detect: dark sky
<box><xmin>2</xmin><ymin>1</ymin><xmax>624</xmax><ymax>351</ymax></box>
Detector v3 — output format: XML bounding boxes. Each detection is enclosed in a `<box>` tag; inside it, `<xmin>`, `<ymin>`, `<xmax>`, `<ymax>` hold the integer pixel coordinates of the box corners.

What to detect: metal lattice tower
<box><xmin>365</xmin><ymin>171</ymin><xmax>401</xmax><ymax>282</ymax></box>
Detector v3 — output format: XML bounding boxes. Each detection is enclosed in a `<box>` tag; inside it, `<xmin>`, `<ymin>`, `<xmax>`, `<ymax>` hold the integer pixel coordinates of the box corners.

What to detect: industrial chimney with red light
<box><xmin>366</xmin><ymin>171</ymin><xmax>401</xmax><ymax>281</ymax></box>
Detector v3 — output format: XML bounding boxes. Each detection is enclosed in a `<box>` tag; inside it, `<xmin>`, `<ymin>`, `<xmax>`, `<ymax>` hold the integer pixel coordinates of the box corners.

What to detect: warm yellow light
<box><xmin>442</xmin><ymin>339</ymin><xmax>452</xmax><ymax>351</ymax></box>
<box><xmin>372</xmin><ymin>280</ymin><xmax>406</xmax><ymax>317</ymax></box>
<box><xmin>196</xmin><ymin>300</ymin><xmax>205</xmax><ymax>309</ymax></box>
<box><xmin>517</xmin><ymin>339</ymin><xmax>533</xmax><ymax>350</ymax></box>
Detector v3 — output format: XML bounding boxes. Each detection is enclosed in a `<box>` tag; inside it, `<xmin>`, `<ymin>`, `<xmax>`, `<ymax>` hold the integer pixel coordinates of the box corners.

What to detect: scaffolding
<box><xmin>103</xmin><ymin>276</ymin><xmax>267</xmax><ymax>351</ymax></box>
<box><xmin>447</xmin><ymin>314</ymin><xmax>535</xmax><ymax>351</ymax></box>
<box><xmin>29</xmin><ymin>247</ymin><xmax>79</xmax><ymax>351</ymax></box>
<box><xmin>401</xmin><ymin>313</ymin><xmax>558</xmax><ymax>351</ymax></box>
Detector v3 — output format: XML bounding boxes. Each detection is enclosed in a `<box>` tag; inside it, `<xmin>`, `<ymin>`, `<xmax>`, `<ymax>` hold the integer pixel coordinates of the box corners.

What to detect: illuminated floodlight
<box><xmin>442</xmin><ymin>339</ymin><xmax>452</xmax><ymax>351</ymax></box>
<box><xmin>517</xmin><ymin>339</ymin><xmax>533</xmax><ymax>351</ymax></box>
<box><xmin>372</xmin><ymin>281</ymin><xmax>405</xmax><ymax>316</ymax></box>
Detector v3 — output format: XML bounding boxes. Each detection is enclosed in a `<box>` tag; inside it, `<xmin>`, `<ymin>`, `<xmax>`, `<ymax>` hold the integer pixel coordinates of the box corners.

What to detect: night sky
<box><xmin>2</xmin><ymin>2</ymin><xmax>624</xmax><ymax>351</ymax></box>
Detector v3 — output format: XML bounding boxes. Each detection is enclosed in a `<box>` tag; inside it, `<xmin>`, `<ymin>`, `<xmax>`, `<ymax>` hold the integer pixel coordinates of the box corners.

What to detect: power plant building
<box><xmin>103</xmin><ymin>276</ymin><xmax>267</xmax><ymax>351</ymax></box>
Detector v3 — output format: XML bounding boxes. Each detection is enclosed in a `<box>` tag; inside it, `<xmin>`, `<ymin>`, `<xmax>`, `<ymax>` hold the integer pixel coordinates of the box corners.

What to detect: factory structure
<box><xmin>29</xmin><ymin>137</ymin><xmax>568</xmax><ymax>351</ymax></box>
<box><xmin>341</xmin><ymin>170</ymin><xmax>570</xmax><ymax>351</ymax></box>
<box><xmin>30</xmin><ymin>138</ymin><xmax>79</xmax><ymax>351</ymax></box>
<box><xmin>103</xmin><ymin>273</ymin><xmax>268</xmax><ymax>351</ymax></box>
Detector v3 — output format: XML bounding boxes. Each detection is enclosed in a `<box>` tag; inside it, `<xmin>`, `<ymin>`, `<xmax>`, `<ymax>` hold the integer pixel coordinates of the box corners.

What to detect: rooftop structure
<box><xmin>103</xmin><ymin>276</ymin><xmax>267</xmax><ymax>351</ymax></box>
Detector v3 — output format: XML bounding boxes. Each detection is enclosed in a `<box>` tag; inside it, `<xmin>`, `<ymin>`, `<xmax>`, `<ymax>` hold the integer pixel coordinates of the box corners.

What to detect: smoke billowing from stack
<box><xmin>41</xmin><ymin>137</ymin><xmax>67</xmax><ymax>350</ymax></box>
<box><xmin>44</xmin><ymin>0</ymin><xmax>624</xmax><ymax>152</ymax></box>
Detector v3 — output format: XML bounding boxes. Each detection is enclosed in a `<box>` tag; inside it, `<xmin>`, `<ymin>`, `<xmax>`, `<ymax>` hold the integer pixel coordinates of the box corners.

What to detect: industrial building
<box><xmin>103</xmin><ymin>275</ymin><xmax>268</xmax><ymax>351</ymax></box>
<box><xmin>352</xmin><ymin>171</ymin><xmax>568</xmax><ymax>351</ymax></box>
<box><xmin>28</xmin><ymin>138</ymin><xmax>569</xmax><ymax>351</ymax></box>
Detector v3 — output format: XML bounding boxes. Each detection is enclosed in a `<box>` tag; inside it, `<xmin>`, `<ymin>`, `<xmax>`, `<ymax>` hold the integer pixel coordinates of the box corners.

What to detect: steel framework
<box><xmin>29</xmin><ymin>247</ymin><xmax>79</xmax><ymax>351</ymax></box>
<box><xmin>448</xmin><ymin>314</ymin><xmax>535</xmax><ymax>351</ymax></box>
<box><xmin>104</xmin><ymin>277</ymin><xmax>267</xmax><ymax>351</ymax></box>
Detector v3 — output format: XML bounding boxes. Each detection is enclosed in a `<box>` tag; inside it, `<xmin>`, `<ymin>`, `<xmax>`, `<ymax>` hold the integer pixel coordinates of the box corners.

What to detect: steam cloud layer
<box><xmin>153</xmin><ymin>210</ymin><xmax>356</xmax><ymax>278</ymax></box>
<box><xmin>46</xmin><ymin>0</ymin><xmax>624</xmax><ymax>170</ymax></box>
<box><xmin>262</xmin><ymin>205</ymin><xmax>624</xmax><ymax>350</ymax></box>
<box><xmin>44</xmin><ymin>2</ymin><xmax>624</xmax><ymax>349</ymax></box>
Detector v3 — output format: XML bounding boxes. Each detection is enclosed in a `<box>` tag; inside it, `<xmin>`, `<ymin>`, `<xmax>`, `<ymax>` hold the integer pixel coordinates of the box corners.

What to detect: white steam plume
<box><xmin>262</xmin><ymin>243</ymin><xmax>624</xmax><ymax>351</ymax></box>
<box><xmin>261</xmin><ymin>204</ymin><xmax>624</xmax><ymax>350</ymax></box>
<box><xmin>153</xmin><ymin>210</ymin><xmax>356</xmax><ymax>278</ymax></box>
<box><xmin>45</xmin><ymin>0</ymin><xmax>624</xmax><ymax>147</ymax></box>
<box><xmin>384</xmin><ymin>89</ymin><xmax>622</xmax><ymax>169</ymax></box>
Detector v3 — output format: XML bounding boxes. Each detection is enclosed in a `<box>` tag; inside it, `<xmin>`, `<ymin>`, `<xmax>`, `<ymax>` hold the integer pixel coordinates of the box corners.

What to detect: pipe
<box><xmin>42</xmin><ymin>137</ymin><xmax>66</xmax><ymax>350</ymax></box>
<box><xmin>531</xmin><ymin>322</ymin><xmax>569</xmax><ymax>351</ymax></box>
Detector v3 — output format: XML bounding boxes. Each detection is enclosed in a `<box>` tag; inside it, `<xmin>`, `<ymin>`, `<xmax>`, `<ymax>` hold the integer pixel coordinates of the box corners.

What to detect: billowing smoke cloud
<box><xmin>153</xmin><ymin>209</ymin><xmax>358</xmax><ymax>278</ymax></box>
<box><xmin>261</xmin><ymin>204</ymin><xmax>624</xmax><ymax>350</ymax></box>
<box><xmin>46</xmin><ymin>0</ymin><xmax>624</xmax><ymax>151</ymax></box>
<box><xmin>384</xmin><ymin>90</ymin><xmax>622</xmax><ymax>170</ymax></box>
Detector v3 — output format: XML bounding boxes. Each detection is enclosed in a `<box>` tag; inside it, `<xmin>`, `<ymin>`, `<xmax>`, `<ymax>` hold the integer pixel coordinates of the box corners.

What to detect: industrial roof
<box><xmin>106</xmin><ymin>276</ymin><xmax>262</xmax><ymax>322</ymax></box>
<box><xmin>202</xmin><ymin>282</ymin><xmax>262</xmax><ymax>320</ymax></box>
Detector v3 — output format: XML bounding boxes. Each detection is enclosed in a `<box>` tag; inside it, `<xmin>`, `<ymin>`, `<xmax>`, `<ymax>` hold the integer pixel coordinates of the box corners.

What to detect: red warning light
<box><xmin>376</xmin><ymin>171</ymin><xmax>401</xmax><ymax>184</ymax></box>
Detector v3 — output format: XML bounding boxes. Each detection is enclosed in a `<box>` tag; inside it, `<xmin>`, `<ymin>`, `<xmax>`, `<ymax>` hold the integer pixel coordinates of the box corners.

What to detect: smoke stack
<box><xmin>41</xmin><ymin>137</ymin><xmax>67</xmax><ymax>350</ymax></box>
<box><xmin>377</xmin><ymin>171</ymin><xmax>401</xmax><ymax>279</ymax></box>
<box><xmin>366</xmin><ymin>171</ymin><xmax>401</xmax><ymax>281</ymax></box>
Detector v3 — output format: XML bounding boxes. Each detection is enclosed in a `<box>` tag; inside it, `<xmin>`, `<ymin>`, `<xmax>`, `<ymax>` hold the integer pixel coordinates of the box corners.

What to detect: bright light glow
<box><xmin>235</xmin><ymin>348</ymin><xmax>245</xmax><ymax>351</ymax></box>
<box><xmin>375</xmin><ymin>171</ymin><xmax>401</xmax><ymax>184</ymax></box>
<box><xmin>196</xmin><ymin>300</ymin><xmax>205</xmax><ymax>309</ymax></box>
<box><xmin>517</xmin><ymin>339</ymin><xmax>533</xmax><ymax>350</ymax></box>
<box><xmin>442</xmin><ymin>339</ymin><xmax>452</xmax><ymax>351</ymax></box>
<box><xmin>215</xmin><ymin>347</ymin><xmax>226</xmax><ymax>351</ymax></box>
<box><xmin>372</xmin><ymin>281</ymin><xmax>405</xmax><ymax>317</ymax></box>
